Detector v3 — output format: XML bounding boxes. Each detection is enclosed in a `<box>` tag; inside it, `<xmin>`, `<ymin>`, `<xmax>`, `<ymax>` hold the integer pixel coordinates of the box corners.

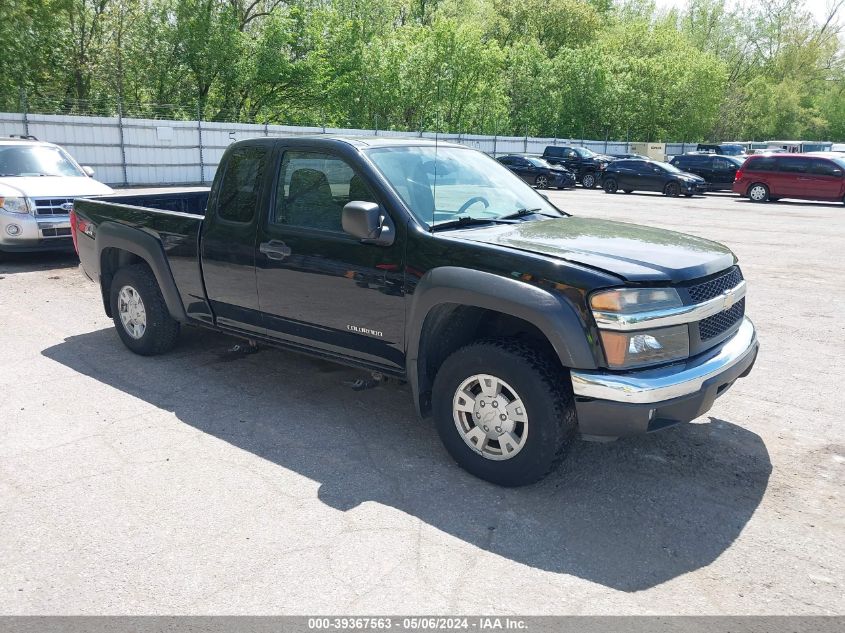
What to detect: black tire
<box><xmin>747</xmin><ymin>183</ymin><xmax>769</xmax><ymax>202</ymax></box>
<box><xmin>623</xmin><ymin>189</ymin><xmax>633</xmax><ymax>194</ymax></box>
<box><xmin>603</xmin><ymin>177</ymin><xmax>618</xmax><ymax>193</ymax></box>
<box><xmin>110</xmin><ymin>264</ymin><xmax>180</xmax><ymax>356</ymax></box>
<box><xmin>432</xmin><ymin>339</ymin><xmax>577</xmax><ymax>487</ymax></box>
<box><xmin>534</xmin><ymin>174</ymin><xmax>549</xmax><ymax>189</ymax></box>
<box><xmin>581</xmin><ymin>172</ymin><xmax>597</xmax><ymax>189</ymax></box>
<box><xmin>664</xmin><ymin>181</ymin><xmax>681</xmax><ymax>197</ymax></box>
<box><xmin>684</xmin><ymin>193</ymin><xmax>693</xmax><ymax>197</ymax></box>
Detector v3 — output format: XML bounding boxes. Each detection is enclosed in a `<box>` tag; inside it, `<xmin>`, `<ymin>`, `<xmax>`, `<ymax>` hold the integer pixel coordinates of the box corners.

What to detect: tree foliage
<box><xmin>1</xmin><ymin>0</ymin><xmax>843</xmax><ymax>140</ymax></box>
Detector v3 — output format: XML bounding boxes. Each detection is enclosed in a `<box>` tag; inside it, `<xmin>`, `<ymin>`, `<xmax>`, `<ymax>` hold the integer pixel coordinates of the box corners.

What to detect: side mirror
<box><xmin>833</xmin><ymin>169</ymin><xmax>843</xmax><ymax>177</ymax></box>
<box><xmin>342</xmin><ymin>201</ymin><xmax>395</xmax><ymax>246</ymax></box>
<box><xmin>82</xmin><ymin>166</ymin><xmax>95</xmax><ymax>177</ymax></box>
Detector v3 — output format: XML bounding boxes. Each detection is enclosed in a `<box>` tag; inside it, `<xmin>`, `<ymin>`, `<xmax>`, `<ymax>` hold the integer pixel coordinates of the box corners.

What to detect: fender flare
<box><xmin>95</xmin><ymin>221</ymin><xmax>188</xmax><ymax>322</ymax></box>
<box><xmin>406</xmin><ymin>267</ymin><xmax>598</xmax><ymax>416</ymax></box>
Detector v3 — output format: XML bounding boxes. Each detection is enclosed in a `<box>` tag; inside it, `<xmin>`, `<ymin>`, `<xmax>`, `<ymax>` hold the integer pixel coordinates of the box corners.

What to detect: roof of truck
<box><xmin>241</xmin><ymin>135</ymin><xmax>467</xmax><ymax>150</ymax></box>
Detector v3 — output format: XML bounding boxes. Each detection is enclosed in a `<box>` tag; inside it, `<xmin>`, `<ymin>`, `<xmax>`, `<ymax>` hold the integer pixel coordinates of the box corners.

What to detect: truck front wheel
<box><xmin>110</xmin><ymin>264</ymin><xmax>180</xmax><ymax>356</ymax></box>
<box><xmin>432</xmin><ymin>340</ymin><xmax>576</xmax><ymax>486</ymax></box>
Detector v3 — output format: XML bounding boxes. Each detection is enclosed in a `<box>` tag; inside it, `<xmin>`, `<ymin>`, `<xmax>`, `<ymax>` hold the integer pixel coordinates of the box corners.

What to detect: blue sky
<box><xmin>654</xmin><ymin>0</ymin><xmax>842</xmax><ymax>23</ymax></box>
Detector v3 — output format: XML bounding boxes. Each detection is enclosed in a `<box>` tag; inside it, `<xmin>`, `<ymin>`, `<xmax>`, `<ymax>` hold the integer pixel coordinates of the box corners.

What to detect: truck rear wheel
<box><xmin>432</xmin><ymin>339</ymin><xmax>576</xmax><ymax>486</ymax></box>
<box><xmin>110</xmin><ymin>264</ymin><xmax>180</xmax><ymax>356</ymax></box>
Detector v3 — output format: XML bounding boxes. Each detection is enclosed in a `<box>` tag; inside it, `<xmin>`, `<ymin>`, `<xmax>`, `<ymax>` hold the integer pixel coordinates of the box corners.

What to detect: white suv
<box><xmin>0</xmin><ymin>137</ymin><xmax>113</xmax><ymax>255</ymax></box>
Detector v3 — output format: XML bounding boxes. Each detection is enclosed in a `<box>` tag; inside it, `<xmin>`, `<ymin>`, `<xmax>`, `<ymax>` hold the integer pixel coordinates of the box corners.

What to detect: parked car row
<box><xmin>495</xmin><ymin>144</ymin><xmax>845</xmax><ymax>205</ymax></box>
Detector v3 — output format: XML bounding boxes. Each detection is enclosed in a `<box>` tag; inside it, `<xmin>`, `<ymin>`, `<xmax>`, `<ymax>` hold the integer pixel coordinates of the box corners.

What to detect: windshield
<box><xmin>575</xmin><ymin>147</ymin><xmax>596</xmax><ymax>158</ymax></box>
<box><xmin>0</xmin><ymin>145</ymin><xmax>84</xmax><ymax>177</ymax></box>
<box><xmin>365</xmin><ymin>146</ymin><xmax>562</xmax><ymax>227</ymax></box>
<box><xmin>659</xmin><ymin>162</ymin><xmax>684</xmax><ymax>174</ymax></box>
<box><xmin>527</xmin><ymin>157</ymin><xmax>551</xmax><ymax>168</ymax></box>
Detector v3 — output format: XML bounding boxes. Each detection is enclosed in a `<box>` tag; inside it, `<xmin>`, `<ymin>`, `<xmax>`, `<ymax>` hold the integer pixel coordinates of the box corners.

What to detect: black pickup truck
<box><xmin>72</xmin><ymin>137</ymin><xmax>759</xmax><ymax>486</ymax></box>
<box><xmin>541</xmin><ymin>145</ymin><xmax>614</xmax><ymax>189</ymax></box>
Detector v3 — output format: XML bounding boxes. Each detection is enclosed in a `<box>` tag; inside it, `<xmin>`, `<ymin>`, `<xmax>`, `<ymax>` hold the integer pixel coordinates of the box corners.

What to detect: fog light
<box><xmin>5</xmin><ymin>224</ymin><xmax>21</xmax><ymax>236</ymax></box>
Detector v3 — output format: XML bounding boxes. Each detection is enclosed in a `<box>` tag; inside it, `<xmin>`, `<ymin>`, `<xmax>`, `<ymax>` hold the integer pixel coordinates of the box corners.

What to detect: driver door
<box><xmin>255</xmin><ymin>148</ymin><xmax>406</xmax><ymax>370</ymax></box>
<box><xmin>640</xmin><ymin>163</ymin><xmax>665</xmax><ymax>191</ymax></box>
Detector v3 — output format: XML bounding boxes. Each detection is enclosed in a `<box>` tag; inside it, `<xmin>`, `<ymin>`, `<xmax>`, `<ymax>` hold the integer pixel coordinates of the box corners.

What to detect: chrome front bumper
<box><xmin>570</xmin><ymin>318</ymin><xmax>758</xmax><ymax>438</ymax></box>
<box><xmin>0</xmin><ymin>210</ymin><xmax>72</xmax><ymax>251</ymax></box>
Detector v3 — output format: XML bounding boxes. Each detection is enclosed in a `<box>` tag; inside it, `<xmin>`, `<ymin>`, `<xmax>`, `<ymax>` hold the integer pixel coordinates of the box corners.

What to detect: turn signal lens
<box><xmin>599</xmin><ymin>326</ymin><xmax>690</xmax><ymax>368</ymax></box>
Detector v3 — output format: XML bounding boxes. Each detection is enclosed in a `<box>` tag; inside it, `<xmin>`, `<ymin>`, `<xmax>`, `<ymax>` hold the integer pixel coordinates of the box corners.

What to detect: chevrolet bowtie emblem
<box><xmin>722</xmin><ymin>288</ymin><xmax>737</xmax><ymax>310</ymax></box>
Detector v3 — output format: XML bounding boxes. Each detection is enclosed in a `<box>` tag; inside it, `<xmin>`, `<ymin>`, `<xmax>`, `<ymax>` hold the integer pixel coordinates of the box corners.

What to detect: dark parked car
<box><xmin>732</xmin><ymin>153</ymin><xmax>845</xmax><ymax>203</ymax></box>
<box><xmin>696</xmin><ymin>143</ymin><xmax>746</xmax><ymax>156</ymax></box>
<box><xmin>541</xmin><ymin>145</ymin><xmax>613</xmax><ymax>189</ymax></box>
<box><xmin>70</xmin><ymin>136</ymin><xmax>758</xmax><ymax>487</ymax></box>
<box><xmin>601</xmin><ymin>159</ymin><xmax>708</xmax><ymax>196</ymax></box>
<box><xmin>670</xmin><ymin>154</ymin><xmax>744</xmax><ymax>191</ymax></box>
<box><xmin>496</xmin><ymin>155</ymin><xmax>576</xmax><ymax>189</ymax></box>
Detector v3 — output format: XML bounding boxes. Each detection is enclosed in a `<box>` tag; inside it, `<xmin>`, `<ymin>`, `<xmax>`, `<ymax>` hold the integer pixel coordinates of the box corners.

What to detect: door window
<box><xmin>274</xmin><ymin>151</ymin><xmax>377</xmax><ymax>232</ymax></box>
<box><xmin>810</xmin><ymin>159</ymin><xmax>840</xmax><ymax>176</ymax></box>
<box><xmin>217</xmin><ymin>145</ymin><xmax>268</xmax><ymax>223</ymax></box>
<box><xmin>777</xmin><ymin>157</ymin><xmax>811</xmax><ymax>173</ymax></box>
<box><xmin>713</xmin><ymin>158</ymin><xmax>731</xmax><ymax>171</ymax></box>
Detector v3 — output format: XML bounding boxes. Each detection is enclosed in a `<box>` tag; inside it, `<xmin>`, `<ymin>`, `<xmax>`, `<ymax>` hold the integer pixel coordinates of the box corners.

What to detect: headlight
<box><xmin>590</xmin><ymin>288</ymin><xmax>689</xmax><ymax>368</ymax></box>
<box><xmin>591</xmin><ymin>288</ymin><xmax>682</xmax><ymax>313</ymax></box>
<box><xmin>0</xmin><ymin>196</ymin><xmax>33</xmax><ymax>214</ymax></box>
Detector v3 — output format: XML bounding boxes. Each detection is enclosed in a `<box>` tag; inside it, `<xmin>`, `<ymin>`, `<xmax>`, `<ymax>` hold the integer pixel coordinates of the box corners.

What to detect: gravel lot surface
<box><xmin>0</xmin><ymin>188</ymin><xmax>842</xmax><ymax>615</ymax></box>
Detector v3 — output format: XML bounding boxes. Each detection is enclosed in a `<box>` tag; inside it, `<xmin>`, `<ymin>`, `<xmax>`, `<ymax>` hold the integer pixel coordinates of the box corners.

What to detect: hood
<box><xmin>455</xmin><ymin>217</ymin><xmax>736</xmax><ymax>282</ymax></box>
<box><xmin>0</xmin><ymin>176</ymin><xmax>113</xmax><ymax>198</ymax></box>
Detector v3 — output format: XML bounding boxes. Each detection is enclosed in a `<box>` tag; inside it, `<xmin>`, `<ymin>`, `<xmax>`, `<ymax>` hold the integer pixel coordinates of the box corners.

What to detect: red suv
<box><xmin>732</xmin><ymin>154</ymin><xmax>845</xmax><ymax>203</ymax></box>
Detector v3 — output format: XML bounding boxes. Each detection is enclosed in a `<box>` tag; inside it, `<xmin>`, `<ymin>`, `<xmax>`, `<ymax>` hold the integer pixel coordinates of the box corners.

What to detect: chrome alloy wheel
<box><xmin>748</xmin><ymin>184</ymin><xmax>768</xmax><ymax>201</ymax></box>
<box><xmin>452</xmin><ymin>374</ymin><xmax>529</xmax><ymax>460</ymax></box>
<box><xmin>118</xmin><ymin>285</ymin><xmax>147</xmax><ymax>339</ymax></box>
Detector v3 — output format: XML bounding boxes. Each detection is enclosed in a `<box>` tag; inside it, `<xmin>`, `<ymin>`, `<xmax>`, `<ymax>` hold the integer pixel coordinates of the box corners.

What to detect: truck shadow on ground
<box><xmin>43</xmin><ymin>325</ymin><xmax>772</xmax><ymax>592</ymax></box>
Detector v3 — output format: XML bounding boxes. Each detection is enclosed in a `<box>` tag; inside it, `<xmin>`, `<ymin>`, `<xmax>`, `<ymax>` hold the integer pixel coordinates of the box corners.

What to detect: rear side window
<box><xmin>810</xmin><ymin>159</ymin><xmax>840</xmax><ymax>176</ymax></box>
<box><xmin>746</xmin><ymin>157</ymin><xmax>777</xmax><ymax>172</ymax></box>
<box><xmin>217</xmin><ymin>145</ymin><xmax>268</xmax><ymax>223</ymax></box>
<box><xmin>544</xmin><ymin>147</ymin><xmax>563</xmax><ymax>157</ymax></box>
<box><xmin>713</xmin><ymin>158</ymin><xmax>733</xmax><ymax>170</ymax></box>
<box><xmin>778</xmin><ymin>157</ymin><xmax>811</xmax><ymax>173</ymax></box>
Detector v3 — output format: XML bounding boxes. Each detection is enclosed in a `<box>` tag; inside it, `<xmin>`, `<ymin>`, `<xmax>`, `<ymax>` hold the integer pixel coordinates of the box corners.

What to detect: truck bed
<box><xmin>72</xmin><ymin>189</ymin><xmax>211</xmax><ymax>324</ymax></box>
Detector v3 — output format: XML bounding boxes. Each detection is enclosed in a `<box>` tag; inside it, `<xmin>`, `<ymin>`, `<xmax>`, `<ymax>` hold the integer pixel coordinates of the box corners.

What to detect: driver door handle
<box><xmin>259</xmin><ymin>240</ymin><xmax>292</xmax><ymax>260</ymax></box>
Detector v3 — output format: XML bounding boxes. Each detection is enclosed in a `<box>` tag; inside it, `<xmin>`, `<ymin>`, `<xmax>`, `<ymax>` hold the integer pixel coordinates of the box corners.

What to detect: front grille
<box><xmin>699</xmin><ymin>298</ymin><xmax>745</xmax><ymax>340</ymax></box>
<box><xmin>33</xmin><ymin>198</ymin><xmax>73</xmax><ymax>216</ymax></box>
<box><xmin>41</xmin><ymin>228</ymin><xmax>72</xmax><ymax>238</ymax></box>
<box><xmin>687</xmin><ymin>266</ymin><xmax>743</xmax><ymax>303</ymax></box>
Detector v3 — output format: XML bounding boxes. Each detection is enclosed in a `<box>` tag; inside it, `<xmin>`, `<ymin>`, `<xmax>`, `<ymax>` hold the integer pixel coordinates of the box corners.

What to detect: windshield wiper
<box><xmin>499</xmin><ymin>208</ymin><xmax>559</xmax><ymax>220</ymax></box>
<box><xmin>430</xmin><ymin>216</ymin><xmax>512</xmax><ymax>232</ymax></box>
